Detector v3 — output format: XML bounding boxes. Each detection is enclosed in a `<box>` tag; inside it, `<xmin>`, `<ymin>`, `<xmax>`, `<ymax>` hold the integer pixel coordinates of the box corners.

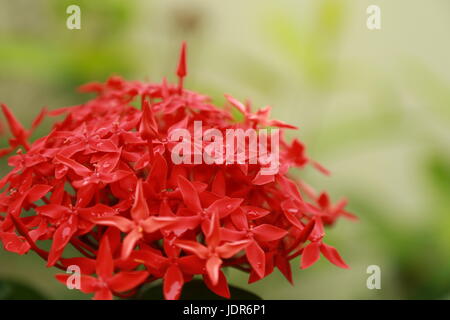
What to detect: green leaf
<box><xmin>138</xmin><ymin>279</ymin><xmax>262</xmax><ymax>300</ymax></box>
<box><xmin>425</xmin><ymin>153</ymin><xmax>450</xmax><ymax>201</ymax></box>
<box><xmin>0</xmin><ymin>279</ymin><xmax>47</xmax><ymax>300</ymax></box>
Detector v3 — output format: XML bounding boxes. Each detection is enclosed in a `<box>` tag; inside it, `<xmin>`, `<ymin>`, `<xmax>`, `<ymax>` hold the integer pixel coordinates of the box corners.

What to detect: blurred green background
<box><xmin>1</xmin><ymin>0</ymin><xmax>449</xmax><ymax>300</ymax></box>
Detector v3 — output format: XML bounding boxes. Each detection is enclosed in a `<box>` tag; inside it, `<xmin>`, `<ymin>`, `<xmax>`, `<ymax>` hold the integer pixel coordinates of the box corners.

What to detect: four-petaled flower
<box><xmin>56</xmin><ymin>235</ymin><xmax>148</xmax><ymax>300</ymax></box>
<box><xmin>176</xmin><ymin>210</ymin><xmax>250</xmax><ymax>286</ymax></box>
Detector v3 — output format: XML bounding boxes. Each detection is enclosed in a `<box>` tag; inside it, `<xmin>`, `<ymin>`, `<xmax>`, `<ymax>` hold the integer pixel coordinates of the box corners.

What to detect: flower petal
<box><xmin>96</xmin><ymin>236</ymin><xmax>114</xmax><ymax>279</ymax></box>
<box><xmin>246</xmin><ymin>241</ymin><xmax>265</xmax><ymax>279</ymax></box>
<box><xmin>121</xmin><ymin>228</ymin><xmax>142</xmax><ymax>260</ymax></box>
<box><xmin>0</xmin><ymin>104</ymin><xmax>27</xmax><ymax>141</ymax></box>
<box><xmin>163</xmin><ymin>265</ymin><xmax>184</xmax><ymax>300</ymax></box>
<box><xmin>108</xmin><ymin>271</ymin><xmax>149</xmax><ymax>293</ymax></box>
<box><xmin>177</xmin><ymin>175</ymin><xmax>202</xmax><ymax>212</ymax></box>
<box><xmin>205</xmin><ymin>255</ymin><xmax>222</xmax><ymax>286</ymax></box>
<box><xmin>54</xmin><ymin>154</ymin><xmax>91</xmax><ymax>177</ymax></box>
<box><xmin>301</xmin><ymin>241</ymin><xmax>321</xmax><ymax>269</ymax></box>
<box><xmin>47</xmin><ymin>218</ymin><xmax>78</xmax><ymax>267</ymax></box>
<box><xmin>132</xmin><ymin>249</ymin><xmax>168</xmax><ymax>270</ymax></box>
<box><xmin>320</xmin><ymin>243</ymin><xmax>349</xmax><ymax>269</ymax></box>
<box><xmin>175</xmin><ymin>240</ymin><xmax>209</xmax><ymax>259</ymax></box>
<box><xmin>26</xmin><ymin>184</ymin><xmax>52</xmax><ymax>203</ymax></box>
<box><xmin>203</xmin><ymin>270</ymin><xmax>230</xmax><ymax>299</ymax></box>
<box><xmin>131</xmin><ymin>179</ymin><xmax>150</xmax><ymax>221</ymax></box>
<box><xmin>36</xmin><ymin>204</ymin><xmax>69</xmax><ymax>220</ymax></box>
<box><xmin>216</xmin><ymin>240</ymin><xmax>250</xmax><ymax>259</ymax></box>
<box><xmin>206</xmin><ymin>197</ymin><xmax>243</xmax><ymax>219</ymax></box>
<box><xmin>252</xmin><ymin>224</ymin><xmax>288</xmax><ymax>242</ymax></box>
<box><xmin>93</xmin><ymin>287</ymin><xmax>113</xmax><ymax>300</ymax></box>
<box><xmin>178</xmin><ymin>255</ymin><xmax>205</xmax><ymax>275</ymax></box>
<box><xmin>91</xmin><ymin>216</ymin><xmax>133</xmax><ymax>233</ymax></box>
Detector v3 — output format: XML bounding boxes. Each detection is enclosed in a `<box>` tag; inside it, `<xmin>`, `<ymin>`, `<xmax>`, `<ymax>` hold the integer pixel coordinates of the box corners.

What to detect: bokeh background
<box><xmin>1</xmin><ymin>0</ymin><xmax>449</xmax><ymax>299</ymax></box>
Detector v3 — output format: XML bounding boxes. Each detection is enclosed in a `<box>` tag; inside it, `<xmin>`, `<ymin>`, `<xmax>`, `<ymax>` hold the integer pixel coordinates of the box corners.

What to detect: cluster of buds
<box><xmin>0</xmin><ymin>43</ymin><xmax>355</xmax><ymax>300</ymax></box>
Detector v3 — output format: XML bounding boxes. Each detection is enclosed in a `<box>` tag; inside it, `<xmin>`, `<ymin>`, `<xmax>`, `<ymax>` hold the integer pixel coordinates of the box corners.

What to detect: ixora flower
<box><xmin>0</xmin><ymin>42</ymin><xmax>356</xmax><ymax>300</ymax></box>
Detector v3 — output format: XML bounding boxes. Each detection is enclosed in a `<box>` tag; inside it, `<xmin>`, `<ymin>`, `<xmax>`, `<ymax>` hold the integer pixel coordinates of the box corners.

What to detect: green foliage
<box><xmin>264</xmin><ymin>1</ymin><xmax>346</xmax><ymax>87</ymax></box>
<box><xmin>0</xmin><ymin>279</ymin><xmax>47</xmax><ymax>300</ymax></box>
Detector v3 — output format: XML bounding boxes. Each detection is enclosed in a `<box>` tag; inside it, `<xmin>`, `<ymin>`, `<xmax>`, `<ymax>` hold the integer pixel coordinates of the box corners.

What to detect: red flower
<box><xmin>222</xmin><ymin>208</ymin><xmax>288</xmax><ymax>278</ymax></box>
<box><xmin>133</xmin><ymin>240</ymin><xmax>204</xmax><ymax>300</ymax></box>
<box><xmin>176</xmin><ymin>210</ymin><xmax>250</xmax><ymax>286</ymax></box>
<box><xmin>92</xmin><ymin>179</ymin><xmax>176</xmax><ymax>259</ymax></box>
<box><xmin>56</xmin><ymin>235</ymin><xmax>148</xmax><ymax>300</ymax></box>
<box><xmin>0</xmin><ymin>43</ymin><xmax>355</xmax><ymax>300</ymax></box>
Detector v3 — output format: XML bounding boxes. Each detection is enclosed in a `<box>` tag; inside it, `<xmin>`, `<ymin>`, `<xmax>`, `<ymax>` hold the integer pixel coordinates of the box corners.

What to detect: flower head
<box><xmin>0</xmin><ymin>43</ymin><xmax>355</xmax><ymax>300</ymax></box>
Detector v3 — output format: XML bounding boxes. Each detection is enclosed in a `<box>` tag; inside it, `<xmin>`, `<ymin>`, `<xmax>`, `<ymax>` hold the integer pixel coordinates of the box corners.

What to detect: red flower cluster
<box><xmin>0</xmin><ymin>43</ymin><xmax>355</xmax><ymax>300</ymax></box>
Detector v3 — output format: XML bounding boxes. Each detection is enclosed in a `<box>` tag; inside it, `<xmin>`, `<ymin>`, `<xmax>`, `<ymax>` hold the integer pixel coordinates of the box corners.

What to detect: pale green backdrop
<box><xmin>0</xmin><ymin>0</ymin><xmax>449</xmax><ymax>299</ymax></box>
